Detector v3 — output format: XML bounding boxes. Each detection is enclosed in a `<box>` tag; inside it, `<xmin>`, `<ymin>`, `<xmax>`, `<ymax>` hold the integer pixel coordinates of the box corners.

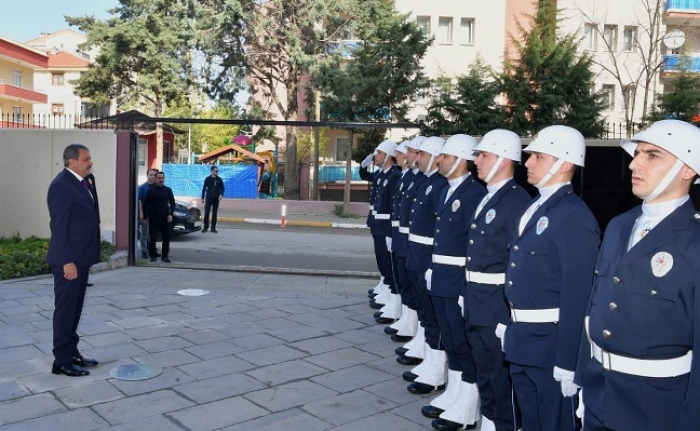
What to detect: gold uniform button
<box><xmin>609</xmin><ymin>302</ymin><xmax>618</xmax><ymax>311</ymax></box>
<box><xmin>602</xmin><ymin>329</ymin><xmax>612</xmax><ymax>338</ymax></box>
<box><xmin>612</xmin><ymin>276</ymin><xmax>621</xmax><ymax>285</ymax></box>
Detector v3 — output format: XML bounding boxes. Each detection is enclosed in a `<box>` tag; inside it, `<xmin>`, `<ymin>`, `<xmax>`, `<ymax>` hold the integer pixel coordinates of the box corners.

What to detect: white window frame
<box><xmin>416</xmin><ymin>16</ymin><xmax>430</xmax><ymax>33</ymax></box>
<box><xmin>12</xmin><ymin>106</ymin><xmax>22</xmax><ymax>122</ymax></box>
<box><xmin>336</xmin><ymin>137</ymin><xmax>351</xmax><ymax>162</ymax></box>
<box><xmin>623</xmin><ymin>26</ymin><xmax>637</xmax><ymax>52</ymax></box>
<box><xmin>602</xmin><ymin>84</ymin><xmax>615</xmax><ymax>110</ymax></box>
<box><xmin>12</xmin><ymin>69</ymin><xmax>22</xmax><ymax>87</ymax></box>
<box><xmin>603</xmin><ymin>24</ymin><xmax>618</xmax><ymax>51</ymax></box>
<box><xmin>583</xmin><ymin>23</ymin><xmax>597</xmax><ymax>51</ymax></box>
<box><xmin>459</xmin><ymin>18</ymin><xmax>474</xmax><ymax>45</ymax></box>
<box><xmin>437</xmin><ymin>17</ymin><xmax>453</xmax><ymax>45</ymax></box>
<box><xmin>52</xmin><ymin>72</ymin><xmax>65</xmax><ymax>86</ymax></box>
<box><xmin>51</xmin><ymin>104</ymin><xmax>65</xmax><ymax>114</ymax></box>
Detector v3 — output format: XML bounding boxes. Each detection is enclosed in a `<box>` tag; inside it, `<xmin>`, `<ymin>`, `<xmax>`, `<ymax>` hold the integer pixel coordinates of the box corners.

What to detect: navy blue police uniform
<box><xmin>391</xmin><ymin>168</ymin><xmax>417</xmax><ymax>309</ymax></box>
<box><xmin>407</xmin><ymin>171</ymin><xmax>448</xmax><ymax>349</ymax></box>
<box><xmin>372</xmin><ymin>165</ymin><xmax>401</xmax><ymax>294</ymax></box>
<box><xmin>462</xmin><ymin>178</ymin><xmax>530</xmax><ymax>430</ymax></box>
<box><xmin>577</xmin><ymin>200</ymin><xmax>700</xmax><ymax>431</ymax></box>
<box><xmin>360</xmin><ymin>166</ymin><xmax>389</xmax><ymax>287</ymax></box>
<box><xmin>430</xmin><ymin>174</ymin><xmax>486</xmax><ymax>382</ymax></box>
<box><xmin>504</xmin><ymin>184</ymin><xmax>600</xmax><ymax>431</ymax></box>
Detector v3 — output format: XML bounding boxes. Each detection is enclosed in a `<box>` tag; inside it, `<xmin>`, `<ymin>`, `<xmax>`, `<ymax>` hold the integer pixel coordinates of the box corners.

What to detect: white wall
<box><xmin>0</xmin><ymin>129</ymin><xmax>117</xmax><ymax>239</ymax></box>
<box><xmin>33</xmin><ymin>69</ymin><xmax>85</xmax><ymax>117</ymax></box>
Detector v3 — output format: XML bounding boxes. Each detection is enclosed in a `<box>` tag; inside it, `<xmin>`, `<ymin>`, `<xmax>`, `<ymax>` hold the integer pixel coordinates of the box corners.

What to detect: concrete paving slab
<box><xmin>167</xmin><ymin>396</ymin><xmax>269</xmax><ymax>431</ymax></box>
<box><xmin>185</xmin><ymin>340</ymin><xmax>245</xmax><ymax>360</ymax></box>
<box><xmin>310</xmin><ymin>364</ymin><xmax>395</xmax><ymax>393</ymax></box>
<box><xmin>223</xmin><ymin>408</ymin><xmax>332</xmax><ymax>431</ymax></box>
<box><xmin>177</xmin><ymin>355</ymin><xmax>256</xmax><ymax>380</ymax></box>
<box><xmin>134</xmin><ymin>335</ymin><xmax>195</xmax><ymax>353</ymax></box>
<box><xmin>244</xmin><ymin>380</ymin><xmax>338</xmax><ymax>412</ymax></box>
<box><xmin>245</xmin><ymin>358</ymin><xmax>329</xmax><ymax>386</ymax></box>
<box><xmin>236</xmin><ymin>344</ymin><xmax>308</xmax><ymax>366</ymax></box>
<box><xmin>91</xmin><ymin>389</ymin><xmax>195</xmax><ymax>426</ymax></box>
<box><xmin>173</xmin><ymin>373</ymin><xmax>266</xmax><ymax>404</ymax></box>
<box><xmin>53</xmin><ymin>380</ymin><xmax>124</xmax><ymax>408</ymax></box>
<box><xmin>0</xmin><ymin>392</ymin><xmax>65</xmax><ymax>426</ymax></box>
<box><xmin>0</xmin><ymin>379</ymin><xmax>30</xmax><ymax>402</ymax></box>
<box><xmin>301</xmin><ymin>389</ymin><xmax>398</xmax><ymax>426</ymax></box>
<box><xmin>0</xmin><ymin>408</ymin><xmax>109</xmax><ymax>431</ymax></box>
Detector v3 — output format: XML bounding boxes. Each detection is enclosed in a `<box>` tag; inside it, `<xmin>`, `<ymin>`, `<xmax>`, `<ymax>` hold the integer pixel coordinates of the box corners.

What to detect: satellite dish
<box><xmin>663</xmin><ymin>30</ymin><xmax>686</xmax><ymax>50</ymax></box>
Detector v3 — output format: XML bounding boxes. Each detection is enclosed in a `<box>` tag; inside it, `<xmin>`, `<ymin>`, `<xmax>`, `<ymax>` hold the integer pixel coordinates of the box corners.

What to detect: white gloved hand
<box><xmin>385</xmin><ymin>236</ymin><xmax>393</xmax><ymax>253</ymax></box>
<box><xmin>361</xmin><ymin>153</ymin><xmax>374</xmax><ymax>168</ymax></box>
<box><xmin>425</xmin><ymin>268</ymin><xmax>433</xmax><ymax>291</ymax></box>
<box><xmin>495</xmin><ymin>323</ymin><xmax>507</xmax><ymax>352</ymax></box>
<box><xmin>458</xmin><ymin>295</ymin><xmax>465</xmax><ymax>315</ymax></box>
<box><xmin>553</xmin><ymin>366</ymin><xmax>579</xmax><ymax>397</ymax></box>
<box><xmin>576</xmin><ymin>388</ymin><xmax>585</xmax><ymax>420</ymax></box>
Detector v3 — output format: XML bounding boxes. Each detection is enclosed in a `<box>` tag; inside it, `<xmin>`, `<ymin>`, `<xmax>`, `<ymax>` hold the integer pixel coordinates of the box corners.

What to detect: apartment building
<box><xmin>0</xmin><ymin>37</ymin><xmax>48</xmax><ymax>124</ymax></box>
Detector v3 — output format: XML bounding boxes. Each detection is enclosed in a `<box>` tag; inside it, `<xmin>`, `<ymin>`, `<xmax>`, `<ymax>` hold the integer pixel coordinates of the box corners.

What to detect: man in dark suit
<box><xmin>201</xmin><ymin>165</ymin><xmax>225</xmax><ymax>233</ymax></box>
<box><xmin>143</xmin><ymin>171</ymin><xmax>175</xmax><ymax>262</ymax></box>
<box><xmin>47</xmin><ymin>144</ymin><xmax>101</xmax><ymax>377</ymax></box>
<box><xmin>84</xmin><ymin>173</ymin><xmax>100</xmax><ymax>287</ymax></box>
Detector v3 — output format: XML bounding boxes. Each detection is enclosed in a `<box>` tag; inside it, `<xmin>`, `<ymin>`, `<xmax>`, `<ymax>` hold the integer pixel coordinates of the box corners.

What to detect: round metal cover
<box><xmin>177</xmin><ymin>289</ymin><xmax>209</xmax><ymax>296</ymax></box>
<box><xmin>109</xmin><ymin>363</ymin><xmax>163</xmax><ymax>381</ymax></box>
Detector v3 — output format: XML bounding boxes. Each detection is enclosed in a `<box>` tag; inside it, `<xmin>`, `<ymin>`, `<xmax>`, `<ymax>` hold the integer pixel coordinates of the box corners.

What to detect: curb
<box><xmin>218</xmin><ymin>216</ymin><xmax>367</xmax><ymax>229</ymax></box>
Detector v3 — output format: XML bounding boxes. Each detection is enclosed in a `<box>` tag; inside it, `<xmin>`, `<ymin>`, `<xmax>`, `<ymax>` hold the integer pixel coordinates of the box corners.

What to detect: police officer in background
<box><xmin>201</xmin><ymin>165</ymin><xmax>225</xmax><ymax>233</ymax></box>
<box><xmin>403</xmin><ymin>136</ymin><xmax>449</xmax><ymax>394</ymax></box>
<box><xmin>503</xmin><ymin>126</ymin><xmax>600</xmax><ymax>431</ymax></box>
<box><xmin>463</xmin><ymin>130</ymin><xmax>531</xmax><ymax>431</ymax></box>
<box><xmin>362</xmin><ymin>150</ymin><xmax>388</xmax><ymax>301</ymax></box>
<box><xmin>576</xmin><ymin>120</ymin><xmax>700</xmax><ymax>431</ymax></box>
<box><xmin>424</xmin><ymin>135</ymin><xmax>486</xmax><ymax>431</ymax></box>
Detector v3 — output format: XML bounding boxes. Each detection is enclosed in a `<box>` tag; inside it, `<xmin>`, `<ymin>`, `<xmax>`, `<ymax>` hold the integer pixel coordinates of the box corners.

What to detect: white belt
<box><xmin>369</xmin><ymin>205</ymin><xmax>374</xmax><ymax>211</ymax></box>
<box><xmin>371</xmin><ymin>210</ymin><xmax>377</xmax><ymax>215</ymax></box>
<box><xmin>375</xmin><ymin>213</ymin><xmax>390</xmax><ymax>220</ymax></box>
<box><xmin>432</xmin><ymin>254</ymin><xmax>466</xmax><ymax>266</ymax></box>
<box><xmin>409</xmin><ymin>233</ymin><xmax>434</xmax><ymax>245</ymax></box>
<box><xmin>398</xmin><ymin>226</ymin><xmax>409</xmax><ymax>234</ymax></box>
<box><xmin>510</xmin><ymin>308</ymin><xmax>559</xmax><ymax>323</ymax></box>
<box><xmin>466</xmin><ymin>271</ymin><xmax>505</xmax><ymax>285</ymax></box>
<box><xmin>391</xmin><ymin>221</ymin><xmax>400</xmax><ymax>227</ymax></box>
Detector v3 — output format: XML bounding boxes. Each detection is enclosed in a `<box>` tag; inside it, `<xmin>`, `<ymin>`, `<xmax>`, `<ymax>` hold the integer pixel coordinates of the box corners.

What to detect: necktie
<box><xmin>444</xmin><ymin>187</ymin><xmax>455</xmax><ymax>204</ymax></box>
<box><xmin>518</xmin><ymin>200</ymin><xmax>541</xmax><ymax>235</ymax></box>
<box><xmin>474</xmin><ymin>194</ymin><xmax>491</xmax><ymax>218</ymax></box>
<box><xmin>81</xmin><ymin>179</ymin><xmax>94</xmax><ymax>201</ymax></box>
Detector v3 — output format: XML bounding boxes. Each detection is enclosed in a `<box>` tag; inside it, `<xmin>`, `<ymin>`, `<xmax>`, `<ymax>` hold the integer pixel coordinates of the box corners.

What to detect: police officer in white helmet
<box><xmin>503</xmin><ymin>125</ymin><xmax>600</xmax><ymax>431</ymax></box>
<box><xmin>576</xmin><ymin>119</ymin><xmax>700</xmax><ymax>431</ymax></box>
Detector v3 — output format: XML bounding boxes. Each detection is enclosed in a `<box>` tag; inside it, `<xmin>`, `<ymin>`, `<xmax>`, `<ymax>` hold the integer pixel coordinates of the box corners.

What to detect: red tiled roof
<box><xmin>46</xmin><ymin>51</ymin><xmax>89</xmax><ymax>68</ymax></box>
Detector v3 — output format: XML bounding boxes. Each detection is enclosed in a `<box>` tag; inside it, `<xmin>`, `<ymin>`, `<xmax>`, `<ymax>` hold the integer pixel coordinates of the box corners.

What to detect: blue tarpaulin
<box><xmin>318</xmin><ymin>165</ymin><xmax>362</xmax><ymax>182</ymax></box>
<box><xmin>162</xmin><ymin>164</ymin><xmax>258</xmax><ymax>198</ymax></box>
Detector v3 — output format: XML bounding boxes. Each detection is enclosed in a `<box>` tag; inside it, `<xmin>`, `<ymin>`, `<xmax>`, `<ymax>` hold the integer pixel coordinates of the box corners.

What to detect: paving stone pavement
<box><xmin>0</xmin><ymin>267</ymin><xmax>456</xmax><ymax>431</ymax></box>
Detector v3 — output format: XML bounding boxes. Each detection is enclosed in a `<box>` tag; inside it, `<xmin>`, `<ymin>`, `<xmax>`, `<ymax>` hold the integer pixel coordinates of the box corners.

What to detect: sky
<box><xmin>0</xmin><ymin>0</ymin><xmax>118</xmax><ymax>42</ymax></box>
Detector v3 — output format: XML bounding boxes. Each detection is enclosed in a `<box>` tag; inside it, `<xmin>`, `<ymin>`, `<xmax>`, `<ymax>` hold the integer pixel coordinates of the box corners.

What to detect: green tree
<box><xmin>66</xmin><ymin>0</ymin><xmax>193</xmax><ymax>168</ymax></box>
<box><xmin>501</xmin><ymin>0</ymin><xmax>606</xmax><ymax>137</ymax></box>
<box><xmin>426</xmin><ymin>58</ymin><xmax>505</xmax><ymax>135</ymax></box>
<box><xmin>649</xmin><ymin>69</ymin><xmax>700</xmax><ymax>124</ymax></box>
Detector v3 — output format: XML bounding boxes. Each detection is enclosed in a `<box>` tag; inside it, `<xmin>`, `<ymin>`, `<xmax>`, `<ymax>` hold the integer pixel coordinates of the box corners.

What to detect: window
<box><xmin>603</xmin><ymin>25</ymin><xmax>618</xmax><ymax>51</ymax></box>
<box><xmin>459</xmin><ymin>18</ymin><xmax>474</xmax><ymax>45</ymax></box>
<box><xmin>52</xmin><ymin>73</ymin><xmax>65</xmax><ymax>86</ymax></box>
<box><xmin>138</xmin><ymin>138</ymin><xmax>148</xmax><ymax>166</ymax></box>
<box><xmin>416</xmin><ymin>16</ymin><xmax>430</xmax><ymax>32</ymax></box>
<box><xmin>51</xmin><ymin>104</ymin><xmax>65</xmax><ymax>114</ymax></box>
<box><xmin>12</xmin><ymin>106</ymin><xmax>22</xmax><ymax>121</ymax></box>
<box><xmin>623</xmin><ymin>26</ymin><xmax>637</xmax><ymax>51</ymax></box>
<box><xmin>582</xmin><ymin>23</ymin><xmax>597</xmax><ymax>50</ymax></box>
<box><xmin>437</xmin><ymin>17</ymin><xmax>453</xmax><ymax>44</ymax></box>
<box><xmin>601</xmin><ymin>84</ymin><xmax>615</xmax><ymax>110</ymax></box>
<box><xmin>623</xmin><ymin>84</ymin><xmax>635</xmax><ymax>109</ymax></box>
<box><xmin>12</xmin><ymin>69</ymin><xmax>21</xmax><ymax>87</ymax></box>
<box><xmin>336</xmin><ymin>137</ymin><xmax>350</xmax><ymax>162</ymax></box>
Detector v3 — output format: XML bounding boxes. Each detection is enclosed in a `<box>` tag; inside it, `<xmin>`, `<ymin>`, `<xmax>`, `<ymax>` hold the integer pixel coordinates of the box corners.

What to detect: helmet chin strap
<box><xmin>484</xmin><ymin>156</ymin><xmax>504</xmax><ymax>184</ymax></box>
<box><xmin>535</xmin><ymin>158</ymin><xmax>565</xmax><ymax>189</ymax></box>
<box><xmin>640</xmin><ymin>159</ymin><xmax>684</xmax><ymax>202</ymax></box>
<box><xmin>382</xmin><ymin>156</ymin><xmax>392</xmax><ymax>170</ymax></box>
<box><xmin>444</xmin><ymin>157</ymin><xmax>462</xmax><ymax>178</ymax></box>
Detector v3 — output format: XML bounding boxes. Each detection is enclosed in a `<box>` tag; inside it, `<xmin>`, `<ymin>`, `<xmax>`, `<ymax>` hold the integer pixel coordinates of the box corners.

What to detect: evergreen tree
<box><xmin>501</xmin><ymin>0</ymin><xmax>606</xmax><ymax>137</ymax></box>
<box><xmin>649</xmin><ymin>70</ymin><xmax>700</xmax><ymax>124</ymax></box>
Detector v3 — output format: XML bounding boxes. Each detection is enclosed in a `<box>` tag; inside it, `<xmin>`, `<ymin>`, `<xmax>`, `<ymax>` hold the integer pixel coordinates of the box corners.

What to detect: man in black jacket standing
<box><xmin>201</xmin><ymin>165</ymin><xmax>225</xmax><ymax>233</ymax></box>
<box><xmin>143</xmin><ymin>171</ymin><xmax>176</xmax><ymax>263</ymax></box>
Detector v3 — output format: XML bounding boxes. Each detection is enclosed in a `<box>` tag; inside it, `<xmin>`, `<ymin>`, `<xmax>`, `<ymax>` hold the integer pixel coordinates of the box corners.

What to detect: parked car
<box><xmin>171</xmin><ymin>201</ymin><xmax>202</xmax><ymax>234</ymax></box>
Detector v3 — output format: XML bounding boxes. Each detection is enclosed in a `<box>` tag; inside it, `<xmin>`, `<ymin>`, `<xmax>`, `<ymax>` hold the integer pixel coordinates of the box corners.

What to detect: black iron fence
<box><xmin>602</xmin><ymin>121</ymin><xmax>644</xmax><ymax>140</ymax></box>
<box><xmin>0</xmin><ymin>113</ymin><xmax>116</xmax><ymax>129</ymax></box>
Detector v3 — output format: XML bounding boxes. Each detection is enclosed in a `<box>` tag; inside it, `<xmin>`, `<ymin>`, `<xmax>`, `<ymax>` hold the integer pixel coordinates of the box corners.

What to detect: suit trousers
<box><xmin>466</xmin><ymin>325</ymin><xmax>516</xmax><ymax>430</ymax></box>
<box><xmin>148</xmin><ymin>217</ymin><xmax>171</xmax><ymax>258</ymax></box>
<box><xmin>510</xmin><ymin>363</ymin><xmax>576</xmax><ymax>431</ymax></box>
<box><xmin>52</xmin><ymin>265</ymin><xmax>89</xmax><ymax>366</ymax></box>
<box><xmin>372</xmin><ymin>235</ymin><xmax>395</xmax><ymax>291</ymax></box>
<box><xmin>139</xmin><ymin>221</ymin><xmax>149</xmax><ymax>255</ymax></box>
<box><xmin>393</xmin><ymin>255</ymin><xmax>416</xmax><ymax>310</ymax></box>
<box><xmin>407</xmin><ymin>269</ymin><xmax>440</xmax><ymax>349</ymax></box>
<box><xmin>203</xmin><ymin>197</ymin><xmax>220</xmax><ymax>229</ymax></box>
<box><xmin>432</xmin><ymin>296</ymin><xmax>476</xmax><ymax>380</ymax></box>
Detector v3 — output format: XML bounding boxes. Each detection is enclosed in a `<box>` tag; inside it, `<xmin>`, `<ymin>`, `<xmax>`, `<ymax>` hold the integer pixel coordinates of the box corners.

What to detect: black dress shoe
<box><xmin>156</xmin><ymin>253</ymin><xmax>162</xmax><ymax>257</ymax></box>
<box><xmin>421</xmin><ymin>405</ymin><xmax>445</xmax><ymax>418</ymax></box>
<box><xmin>202</xmin><ymin>228</ymin><xmax>208</xmax><ymax>233</ymax></box>
<box><xmin>408</xmin><ymin>381</ymin><xmax>446</xmax><ymax>394</ymax></box>
<box><xmin>149</xmin><ymin>257</ymin><xmax>157</xmax><ymax>262</ymax></box>
<box><xmin>141</xmin><ymin>252</ymin><xmax>148</xmax><ymax>259</ymax></box>
<box><xmin>373</xmin><ymin>311</ymin><xmax>383</xmax><ymax>318</ymax></box>
<box><xmin>385</xmin><ymin>326</ymin><xmax>399</xmax><ymax>335</ymax></box>
<box><xmin>161</xmin><ymin>257</ymin><xmax>171</xmax><ymax>263</ymax></box>
<box><xmin>368</xmin><ymin>292</ymin><xmax>377</xmax><ymax>298</ymax></box>
<box><xmin>367</xmin><ymin>288</ymin><xmax>375</xmax><ymax>295</ymax></box>
<box><xmin>392</xmin><ymin>334</ymin><xmax>413</xmax><ymax>342</ymax></box>
<box><xmin>72</xmin><ymin>353</ymin><xmax>99</xmax><ymax>367</ymax></box>
<box><xmin>86</xmin><ymin>283</ymin><xmax>93</xmax><ymax>287</ymax></box>
<box><xmin>375</xmin><ymin>316</ymin><xmax>397</xmax><ymax>324</ymax></box>
<box><xmin>395</xmin><ymin>346</ymin><xmax>409</xmax><ymax>355</ymax></box>
<box><xmin>431</xmin><ymin>418</ymin><xmax>477</xmax><ymax>430</ymax></box>
<box><xmin>52</xmin><ymin>364</ymin><xmax>90</xmax><ymax>377</ymax></box>
<box><xmin>403</xmin><ymin>370</ymin><xmax>419</xmax><ymax>382</ymax></box>
<box><xmin>398</xmin><ymin>355</ymin><xmax>422</xmax><ymax>366</ymax></box>
<box><xmin>369</xmin><ymin>301</ymin><xmax>383</xmax><ymax>310</ymax></box>
<box><xmin>211</xmin><ymin>229</ymin><xmax>218</xmax><ymax>233</ymax></box>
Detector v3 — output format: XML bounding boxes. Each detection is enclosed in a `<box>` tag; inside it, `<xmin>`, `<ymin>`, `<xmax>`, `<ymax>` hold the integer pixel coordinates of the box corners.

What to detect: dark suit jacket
<box><xmin>47</xmin><ymin>169</ymin><xmax>101</xmax><ymax>268</ymax></box>
<box><xmin>85</xmin><ymin>173</ymin><xmax>100</xmax><ymax>223</ymax></box>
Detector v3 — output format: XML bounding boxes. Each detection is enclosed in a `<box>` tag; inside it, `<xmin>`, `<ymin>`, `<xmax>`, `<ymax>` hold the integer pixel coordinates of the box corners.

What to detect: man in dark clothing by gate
<box><xmin>201</xmin><ymin>165</ymin><xmax>225</xmax><ymax>233</ymax></box>
<box><xmin>143</xmin><ymin>171</ymin><xmax>176</xmax><ymax>263</ymax></box>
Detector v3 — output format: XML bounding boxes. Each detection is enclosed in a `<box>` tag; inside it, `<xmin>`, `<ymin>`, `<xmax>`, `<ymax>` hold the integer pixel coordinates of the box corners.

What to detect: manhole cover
<box><xmin>177</xmin><ymin>289</ymin><xmax>209</xmax><ymax>296</ymax></box>
<box><xmin>109</xmin><ymin>363</ymin><xmax>163</xmax><ymax>381</ymax></box>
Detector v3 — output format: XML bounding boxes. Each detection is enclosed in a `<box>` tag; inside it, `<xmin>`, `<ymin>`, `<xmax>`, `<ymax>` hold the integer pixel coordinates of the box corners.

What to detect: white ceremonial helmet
<box><xmin>440</xmin><ymin>134</ymin><xmax>478</xmax><ymax>178</ymax></box>
<box><xmin>417</xmin><ymin>136</ymin><xmax>445</xmax><ymax>172</ymax></box>
<box><xmin>395</xmin><ymin>140</ymin><xmax>409</xmax><ymax>154</ymax></box>
<box><xmin>475</xmin><ymin>129</ymin><xmax>523</xmax><ymax>183</ymax></box>
<box><xmin>523</xmin><ymin>125</ymin><xmax>586</xmax><ymax>188</ymax></box>
<box><xmin>621</xmin><ymin>119</ymin><xmax>700</xmax><ymax>200</ymax></box>
<box><xmin>375</xmin><ymin>140</ymin><xmax>397</xmax><ymax>157</ymax></box>
<box><xmin>406</xmin><ymin>135</ymin><xmax>426</xmax><ymax>150</ymax></box>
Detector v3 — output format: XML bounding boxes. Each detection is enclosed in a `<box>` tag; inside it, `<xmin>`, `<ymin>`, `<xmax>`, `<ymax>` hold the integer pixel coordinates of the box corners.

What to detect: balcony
<box><xmin>0</xmin><ymin>80</ymin><xmax>47</xmax><ymax>104</ymax></box>
<box><xmin>660</xmin><ymin>54</ymin><xmax>700</xmax><ymax>78</ymax></box>
<box><xmin>665</xmin><ymin>0</ymin><xmax>700</xmax><ymax>25</ymax></box>
<box><xmin>326</xmin><ymin>39</ymin><xmax>361</xmax><ymax>58</ymax></box>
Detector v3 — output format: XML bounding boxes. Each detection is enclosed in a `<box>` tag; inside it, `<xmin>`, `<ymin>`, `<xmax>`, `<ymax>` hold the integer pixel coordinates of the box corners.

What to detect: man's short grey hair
<box><xmin>63</xmin><ymin>144</ymin><xmax>90</xmax><ymax>167</ymax></box>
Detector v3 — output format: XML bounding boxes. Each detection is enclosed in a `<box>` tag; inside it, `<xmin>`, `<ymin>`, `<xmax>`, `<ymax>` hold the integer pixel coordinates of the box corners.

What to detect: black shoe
<box><xmin>421</xmin><ymin>405</ymin><xmax>445</xmax><ymax>419</ymax></box>
<box><xmin>202</xmin><ymin>228</ymin><xmax>208</xmax><ymax>233</ymax></box>
<box><xmin>392</xmin><ymin>334</ymin><xmax>413</xmax><ymax>342</ymax></box>
<box><xmin>397</xmin><ymin>355</ymin><xmax>423</xmax><ymax>366</ymax></box>
<box><xmin>369</xmin><ymin>301</ymin><xmax>383</xmax><ymax>309</ymax></box>
<box><xmin>384</xmin><ymin>326</ymin><xmax>399</xmax><ymax>335</ymax></box>
<box><xmin>72</xmin><ymin>353</ymin><xmax>99</xmax><ymax>367</ymax></box>
<box><xmin>408</xmin><ymin>382</ymin><xmax>446</xmax><ymax>394</ymax></box>
<box><xmin>52</xmin><ymin>364</ymin><xmax>90</xmax><ymax>377</ymax></box>
<box><xmin>403</xmin><ymin>371</ymin><xmax>419</xmax><ymax>382</ymax></box>
<box><xmin>373</xmin><ymin>311</ymin><xmax>383</xmax><ymax>318</ymax></box>
<box><xmin>395</xmin><ymin>346</ymin><xmax>409</xmax><ymax>356</ymax></box>
<box><xmin>376</xmin><ymin>316</ymin><xmax>398</xmax><ymax>324</ymax></box>
<box><xmin>161</xmin><ymin>257</ymin><xmax>171</xmax><ymax>263</ymax></box>
<box><xmin>156</xmin><ymin>252</ymin><xmax>162</xmax><ymax>257</ymax></box>
<box><xmin>211</xmin><ymin>228</ymin><xmax>218</xmax><ymax>233</ymax></box>
<box><xmin>142</xmin><ymin>252</ymin><xmax>148</xmax><ymax>259</ymax></box>
<box><xmin>367</xmin><ymin>288</ymin><xmax>376</xmax><ymax>295</ymax></box>
<box><xmin>431</xmin><ymin>418</ymin><xmax>477</xmax><ymax>430</ymax></box>
<box><xmin>368</xmin><ymin>292</ymin><xmax>378</xmax><ymax>298</ymax></box>
<box><xmin>149</xmin><ymin>257</ymin><xmax>157</xmax><ymax>262</ymax></box>
<box><xmin>86</xmin><ymin>283</ymin><xmax>93</xmax><ymax>287</ymax></box>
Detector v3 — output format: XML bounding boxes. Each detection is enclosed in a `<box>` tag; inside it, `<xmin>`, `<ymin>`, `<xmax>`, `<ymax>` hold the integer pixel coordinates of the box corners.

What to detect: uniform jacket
<box><xmin>201</xmin><ymin>175</ymin><xmax>225</xmax><ymax>199</ymax></box>
<box><xmin>577</xmin><ymin>200</ymin><xmax>700</xmax><ymax>431</ymax></box>
<box><xmin>391</xmin><ymin>169</ymin><xmax>414</xmax><ymax>251</ymax></box>
<box><xmin>430</xmin><ymin>174</ymin><xmax>486</xmax><ymax>298</ymax></box>
<box><xmin>462</xmin><ymin>179</ymin><xmax>531</xmax><ymax>325</ymax></box>
<box><xmin>504</xmin><ymin>183</ymin><xmax>600</xmax><ymax>370</ymax></box>
<box><xmin>406</xmin><ymin>172</ymin><xmax>448</xmax><ymax>273</ymax></box>
<box><xmin>396</xmin><ymin>171</ymin><xmax>425</xmax><ymax>258</ymax></box>
<box><xmin>143</xmin><ymin>185</ymin><xmax>176</xmax><ymax>220</ymax></box>
<box><xmin>371</xmin><ymin>165</ymin><xmax>401</xmax><ymax>237</ymax></box>
<box><xmin>360</xmin><ymin>167</ymin><xmax>381</xmax><ymax>230</ymax></box>
<box><xmin>47</xmin><ymin>169</ymin><xmax>101</xmax><ymax>268</ymax></box>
